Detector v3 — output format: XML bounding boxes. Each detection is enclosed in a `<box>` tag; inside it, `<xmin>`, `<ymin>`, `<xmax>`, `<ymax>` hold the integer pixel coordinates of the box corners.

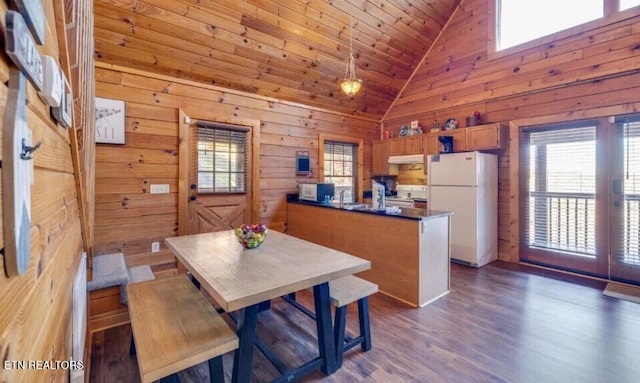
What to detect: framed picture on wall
<box><xmin>95</xmin><ymin>97</ymin><xmax>125</xmax><ymax>144</ymax></box>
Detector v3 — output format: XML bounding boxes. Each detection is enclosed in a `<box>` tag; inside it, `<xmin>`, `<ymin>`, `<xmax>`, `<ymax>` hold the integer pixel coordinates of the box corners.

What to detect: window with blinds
<box><xmin>617</xmin><ymin>119</ymin><xmax>640</xmax><ymax>266</ymax></box>
<box><xmin>196</xmin><ymin>124</ymin><xmax>248</xmax><ymax>193</ymax></box>
<box><xmin>520</xmin><ymin>124</ymin><xmax>597</xmax><ymax>257</ymax></box>
<box><xmin>324</xmin><ymin>142</ymin><xmax>356</xmax><ymax>203</ymax></box>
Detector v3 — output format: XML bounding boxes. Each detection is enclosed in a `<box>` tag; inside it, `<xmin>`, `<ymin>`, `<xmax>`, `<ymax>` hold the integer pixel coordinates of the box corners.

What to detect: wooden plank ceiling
<box><xmin>93</xmin><ymin>0</ymin><xmax>460</xmax><ymax>119</ymax></box>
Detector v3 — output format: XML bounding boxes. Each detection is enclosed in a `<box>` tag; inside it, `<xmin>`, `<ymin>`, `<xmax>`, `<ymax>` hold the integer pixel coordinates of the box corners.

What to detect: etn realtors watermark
<box><xmin>3</xmin><ymin>360</ymin><xmax>84</xmax><ymax>370</ymax></box>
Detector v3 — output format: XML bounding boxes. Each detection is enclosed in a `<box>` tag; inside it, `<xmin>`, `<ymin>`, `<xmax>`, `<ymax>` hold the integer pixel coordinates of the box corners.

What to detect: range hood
<box><xmin>388</xmin><ymin>154</ymin><xmax>424</xmax><ymax>164</ymax></box>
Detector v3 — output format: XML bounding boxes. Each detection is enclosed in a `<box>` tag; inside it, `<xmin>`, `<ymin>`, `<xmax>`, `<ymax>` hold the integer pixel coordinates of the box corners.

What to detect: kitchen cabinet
<box><xmin>389</xmin><ymin>135</ymin><xmax>423</xmax><ymax>155</ymax></box>
<box><xmin>423</xmin><ymin>133</ymin><xmax>440</xmax><ymax>156</ymax></box>
<box><xmin>372</xmin><ymin>140</ymin><xmax>398</xmax><ymax>176</ymax></box>
<box><xmin>375</xmin><ymin>123</ymin><xmax>505</xmax><ymax>176</ymax></box>
<box><xmin>288</xmin><ymin>201</ymin><xmax>451</xmax><ymax>307</ymax></box>
<box><xmin>389</xmin><ymin>137</ymin><xmax>405</xmax><ymax>155</ymax></box>
<box><xmin>467</xmin><ymin>123</ymin><xmax>506</xmax><ymax>150</ymax></box>
<box><xmin>425</xmin><ymin>129</ymin><xmax>467</xmax><ymax>154</ymax></box>
<box><xmin>445</xmin><ymin>129</ymin><xmax>467</xmax><ymax>152</ymax></box>
<box><xmin>404</xmin><ymin>135</ymin><xmax>423</xmax><ymax>154</ymax></box>
<box><xmin>423</xmin><ymin>123</ymin><xmax>505</xmax><ymax>155</ymax></box>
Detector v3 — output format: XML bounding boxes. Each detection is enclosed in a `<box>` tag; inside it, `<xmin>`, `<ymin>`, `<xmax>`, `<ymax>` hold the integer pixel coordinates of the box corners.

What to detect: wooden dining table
<box><xmin>165</xmin><ymin>229</ymin><xmax>371</xmax><ymax>383</ymax></box>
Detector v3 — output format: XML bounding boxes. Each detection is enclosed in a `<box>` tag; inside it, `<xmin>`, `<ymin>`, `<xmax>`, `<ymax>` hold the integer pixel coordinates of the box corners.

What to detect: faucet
<box><xmin>339</xmin><ymin>190</ymin><xmax>345</xmax><ymax>208</ymax></box>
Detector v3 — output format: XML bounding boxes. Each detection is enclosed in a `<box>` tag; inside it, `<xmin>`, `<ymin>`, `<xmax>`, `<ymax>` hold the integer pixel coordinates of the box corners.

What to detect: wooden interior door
<box><xmin>178</xmin><ymin>110</ymin><xmax>257</xmax><ymax>236</ymax></box>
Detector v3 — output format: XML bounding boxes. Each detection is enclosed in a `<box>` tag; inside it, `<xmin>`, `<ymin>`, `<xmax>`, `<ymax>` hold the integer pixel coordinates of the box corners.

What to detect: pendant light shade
<box><xmin>341</xmin><ymin>16</ymin><xmax>362</xmax><ymax>96</ymax></box>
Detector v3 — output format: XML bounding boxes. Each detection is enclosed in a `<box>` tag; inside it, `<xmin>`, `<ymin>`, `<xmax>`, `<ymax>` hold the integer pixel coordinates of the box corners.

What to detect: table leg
<box><xmin>313</xmin><ymin>282</ymin><xmax>337</xmax><ymax>375</ymax></box>
<box><xmin>231</xmin><ymin>304</ymin><xmax>259</xmax><ymax>383</ymax></box>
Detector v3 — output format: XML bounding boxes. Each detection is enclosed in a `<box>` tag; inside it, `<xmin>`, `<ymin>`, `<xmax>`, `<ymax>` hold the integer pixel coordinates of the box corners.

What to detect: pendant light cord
<box><xmin>347</xmin><ymin>15</ymin><xmax>353</xmax><ymax>78</ymax></box>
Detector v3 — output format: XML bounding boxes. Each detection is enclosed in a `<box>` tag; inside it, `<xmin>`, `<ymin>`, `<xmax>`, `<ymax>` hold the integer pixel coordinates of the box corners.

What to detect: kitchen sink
<box><xmin>340</xmin><ymin>203</ymin><xmax>366</xmax><ymax>210</ymax></box>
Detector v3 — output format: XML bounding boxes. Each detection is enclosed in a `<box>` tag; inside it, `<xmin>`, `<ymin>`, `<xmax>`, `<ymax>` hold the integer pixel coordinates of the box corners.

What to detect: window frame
<box><xmin>613</xmin><ymin>116</ymin><xmax>640</xmax><ymax>269</ymax></box>
<box><xmin>323</xmin><ymin>141</ymin><xmax>357</xmax><ymax>203</ymax></box>
<box><xmin>318</xmin><ymin>134</ymin><xmax>364</xmax><ymax>203</ymax></box>
<box><xmin>488</xmin><ymin>0</ymin><xmax>640</xmax><ymax>60</ymax></box>
<box><xmin>196</xmin><ymin>122</ymin><xmax>249</xmax><ymax>194</ymax></box>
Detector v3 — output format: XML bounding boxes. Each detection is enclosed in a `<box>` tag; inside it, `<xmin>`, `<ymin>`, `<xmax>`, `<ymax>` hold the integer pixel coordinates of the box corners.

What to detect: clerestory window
<box><xmin>495</xmin><ymin>0</ymin><xmax>640</xmax><ymax>51</ymax></box>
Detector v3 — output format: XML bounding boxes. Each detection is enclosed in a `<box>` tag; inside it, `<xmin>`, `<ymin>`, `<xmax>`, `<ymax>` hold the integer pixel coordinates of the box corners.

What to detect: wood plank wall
<box><xmin>382</xmin><ymin>0</ymin><xmax>640</xmax><ymax>261</ymax></box>
<box><xmin>64</xmin><ymin>0</ymin><xmax>96</xmax><ymax>258</ymax></box>
<box><xmin>0</xmin><ymin>2</ymin><xmax>86</xmax><ymax>382</ymax></box>
<box><xmin>94</xmin><ymin>64</ymin><xmax>379</xmax><ymax>273</ymax></box>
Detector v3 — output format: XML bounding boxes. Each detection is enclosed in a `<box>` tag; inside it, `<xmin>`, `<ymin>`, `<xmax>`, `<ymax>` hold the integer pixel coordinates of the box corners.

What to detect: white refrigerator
<box><xmin>427</xmin><ymin>151</ymin><xmax>498</xmax><ymax>267</ymax></box>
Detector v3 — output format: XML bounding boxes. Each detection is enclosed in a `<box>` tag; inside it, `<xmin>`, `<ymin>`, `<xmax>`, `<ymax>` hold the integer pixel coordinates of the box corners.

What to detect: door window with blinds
<box><xmin>196</xmin><ymin>123</ymin><xmax>248</xmax><ymax>193</ymax></box>
<box><xmin>323</xmin><ymin>142</ymin><xmax>356</xmax><ymax>203</ymax></box>
<box><xmin>519</xmin><ymin>115</ymin><xmax>640</xmax><ymax>284</ymax></box>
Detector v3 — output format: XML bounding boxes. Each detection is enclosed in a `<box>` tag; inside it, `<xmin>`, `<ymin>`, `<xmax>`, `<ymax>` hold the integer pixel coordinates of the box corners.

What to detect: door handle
<box><xmin>190</xmin><ymin>195</ymin><xmax>197</xmax><ymax>202</ymax></box>
<box><xmin>190</xmin><ymin>183</ymin><xmax>197</xmax><ymax>190</ymax></box>
<box><xmin>613</xmin><ymin>179</ymin><xmax>623</xmax><ymax>195</ymax></box>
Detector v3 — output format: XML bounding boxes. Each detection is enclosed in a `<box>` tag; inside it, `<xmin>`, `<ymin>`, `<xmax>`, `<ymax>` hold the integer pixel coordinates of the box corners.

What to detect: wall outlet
<box><xmin>151</xmin><ymin>241</ymin><xmax>160</xmax><ymax>253</ymax></box>
<box><xmin>150</xmin><ymin>184</ymin><xmax>170</xmax><ymax>194</ymax></box>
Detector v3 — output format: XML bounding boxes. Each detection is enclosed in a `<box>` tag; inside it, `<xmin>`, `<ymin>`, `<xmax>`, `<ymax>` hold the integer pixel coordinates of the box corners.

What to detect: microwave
<box><xmin>299</xmin><ymin>183</ymin><xmax>335</xmax><ymax>202</ymax></box>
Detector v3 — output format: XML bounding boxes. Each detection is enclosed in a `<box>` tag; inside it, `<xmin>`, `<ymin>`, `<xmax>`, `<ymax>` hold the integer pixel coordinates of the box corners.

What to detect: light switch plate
<box><xmin>51</xmin><ymin>73</ymin><xmax>72</xmax><ymax>128</ymax></box>
<box><xmin>39</xmin><ymin>55</ymin><xmax>62</xmax><ymax>107</ymax></box>
<box><xmin>150</xmin><ymin>184</ymin><xmax>170</xmax><ymax>194</ymax></box>
<box><xmin>151</xmin><ymin>242</ymin><xmax>160</xmax><ymax>253</ymax></box>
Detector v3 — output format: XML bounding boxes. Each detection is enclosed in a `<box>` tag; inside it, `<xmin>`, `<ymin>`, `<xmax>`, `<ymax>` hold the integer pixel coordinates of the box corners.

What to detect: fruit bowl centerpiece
<box><xmin>234</xmin><ymin>224</ymin><xmax>268</xmax><ymax>249</ymax></box>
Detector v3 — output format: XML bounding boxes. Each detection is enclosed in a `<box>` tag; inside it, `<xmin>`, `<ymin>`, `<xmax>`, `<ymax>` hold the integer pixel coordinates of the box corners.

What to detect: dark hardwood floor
<box><xmin>89</xmin><ymin>261</ymin><xmax>640</xmax><ymax>383</ymax></box>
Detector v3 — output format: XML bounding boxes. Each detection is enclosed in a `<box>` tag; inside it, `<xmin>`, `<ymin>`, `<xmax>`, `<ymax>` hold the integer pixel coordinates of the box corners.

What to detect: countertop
<box><xmin>288</xmin><ymin>199</ymin><xmax>452</xmax><ymax>221</ymax></box>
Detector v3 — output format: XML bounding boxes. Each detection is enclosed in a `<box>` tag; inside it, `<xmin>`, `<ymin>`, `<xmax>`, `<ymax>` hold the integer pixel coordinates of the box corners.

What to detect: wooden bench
<box><xmin>127</xmin><ymin>275</ymin><xmax>238</xmax><ymax>383</ymax></box>
<box><xmin>329</xmin><ymin>275</ymin><xmax>378</xmax><ymax>368</ymax></box>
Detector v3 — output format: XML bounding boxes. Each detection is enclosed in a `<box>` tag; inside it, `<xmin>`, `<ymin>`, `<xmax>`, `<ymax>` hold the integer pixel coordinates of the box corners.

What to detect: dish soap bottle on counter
<box><xmin>372</xmin><ymin>181</ymin><xmax>386</xmax><ymax>211</ymax></box>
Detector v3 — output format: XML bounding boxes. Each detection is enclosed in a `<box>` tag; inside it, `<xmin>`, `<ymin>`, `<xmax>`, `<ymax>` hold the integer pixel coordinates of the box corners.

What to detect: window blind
<box><xmin>616</xmin><ymin>119</ymin><xmax>640</xmax><ymax>266</ymax></box>
<box><xmin>521</xmin><ymin>125</ymin><xmax>597</xmax><ymax>257</ymax></box>
<box><xmin>324</xmin><ymin>142</ymin><xmax>356</xmax><ymax>203</ymax></box>
<box><xmin>196</xmin><ymin>124</ymin><xmax>248</xmax><ymax>193</ymax></box>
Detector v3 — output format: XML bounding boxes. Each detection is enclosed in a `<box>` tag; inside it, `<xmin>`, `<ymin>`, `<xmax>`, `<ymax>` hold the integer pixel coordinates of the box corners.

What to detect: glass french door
<box><xmin>519</xmin><ymin>115</ymin><xmax>640</xmax><ymax>284</ymax></box>
<box><xmin>610</xmin><ymin>117</ymin><xmax>640</xmax><ymax>283</ymax></box>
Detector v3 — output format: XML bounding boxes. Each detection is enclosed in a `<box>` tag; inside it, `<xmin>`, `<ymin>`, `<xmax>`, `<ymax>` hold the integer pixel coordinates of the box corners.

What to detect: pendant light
<box><xmin>340</xmin><ymin>15</ymin><xmax>362</xmax><ymax>96</ymax></box>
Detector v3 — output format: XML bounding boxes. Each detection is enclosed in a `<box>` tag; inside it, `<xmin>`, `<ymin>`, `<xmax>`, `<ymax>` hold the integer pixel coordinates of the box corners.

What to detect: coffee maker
<box><xmin>439</xmin><ymin>136</ymin><xmax>454</xmax><ymax>153</ymax></box>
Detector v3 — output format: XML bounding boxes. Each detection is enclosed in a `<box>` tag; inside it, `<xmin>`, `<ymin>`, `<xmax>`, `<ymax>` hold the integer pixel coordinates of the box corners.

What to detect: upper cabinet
<box><xmin>405</xmin><ymin>135</ymin><xmax>423</xmax><ymax>154</ymax></box>
<box><xmin>372</xmin><ymin>140</ymin><xmax>399</xmax><ymax>176</ymax></box>
<box><xmin>373</xmin><ymin>123</ymin><xmax>505</xmax><ymax>175</ymax></box>
<box><xmin>467</xmin><ymin>123</ymin><xmax>507</xmax><ymax>150</ymax></box>
<box><xmin>389</xmin><ymin>135</ymin><xmax>423</xmax><ymax>155</ymax></box>
<box><xmin>389</xmin><ymin>137</ymin><xmax>404</xmax><ymax>155</ymax></box>
<box><xmin>445</xmin><ymin>130</ymin><xmax>468</xmax><ymax>152</ymax></box>
<box><xmin>423</xmin><ymin>133</ymin><xmax>440</xmax><ymax>156</ymax></box>
<box><xmin>423</xmin><ymin>123</ymin><xmax>506</xmax><ymax>154</ymax></box>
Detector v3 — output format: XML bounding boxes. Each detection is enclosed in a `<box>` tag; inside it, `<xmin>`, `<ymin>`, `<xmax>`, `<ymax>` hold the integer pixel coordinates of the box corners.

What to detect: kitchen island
<box><xmin>287</xmin><ymin>200</ymin><xmax>452</xmax><ymax>307</ymax></box>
